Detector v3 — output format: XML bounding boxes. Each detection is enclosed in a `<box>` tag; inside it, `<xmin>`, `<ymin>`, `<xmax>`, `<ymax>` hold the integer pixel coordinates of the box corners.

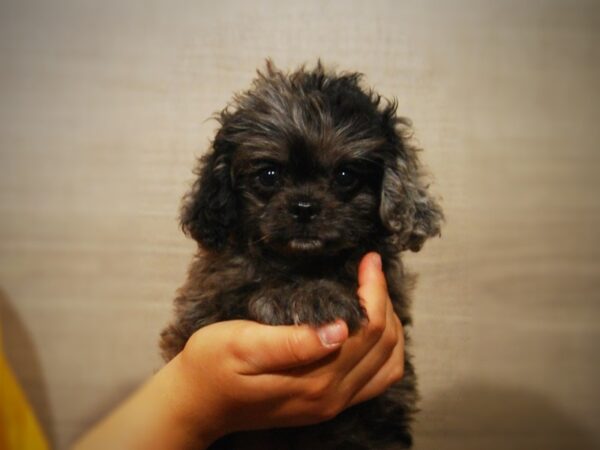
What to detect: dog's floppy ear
<box><xmin>379</xmin><ymin>112</ymin><xmax>443</xmax><ymax>252</ymax></box>
<box><xmin>180</xmin><ymin>137</ymin><xmax>237</xmax><ymax>250</ymax></box>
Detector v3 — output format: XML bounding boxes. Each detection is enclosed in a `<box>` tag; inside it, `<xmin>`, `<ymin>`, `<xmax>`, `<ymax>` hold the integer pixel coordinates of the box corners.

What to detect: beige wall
<box><xmin>1</xmin><ymin>1</ymin><xmax>599</xmax><ymax>449</ymax></box>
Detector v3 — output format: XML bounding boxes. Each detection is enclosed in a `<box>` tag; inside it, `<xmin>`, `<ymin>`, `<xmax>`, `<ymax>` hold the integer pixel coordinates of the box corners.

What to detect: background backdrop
<box><xmin>1</xmin><ymin>1</ymin><xmax>599</xmax><ymax>449</ymax></box>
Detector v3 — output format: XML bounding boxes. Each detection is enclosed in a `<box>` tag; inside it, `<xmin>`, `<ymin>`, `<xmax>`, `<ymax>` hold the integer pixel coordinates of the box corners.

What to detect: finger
<box><xmin>327</xmin><ymin>252</ymin><xmax>389</xmax><ymax>376</ymax></box>
<box><xmin>341</xmin><ymin>296</ymin><xmax>403</xmax><ymax>402</ymax></box>
<box><xmin>230</xmin><ymin>320</ymin><xmax>349</xmax><ymax>374</ymax></box>
<box><xmin>357</xmin><ymin>252</ymin><xmax>389</xmax><ymax>340</ymax></box>
<box><xmin>357</xmin><ymin>252</ymin><xmax>383</xmax><ymax>287</ymax></box>
<box><xmin>302</xmin><ymin>252</ymin><xmax>389</xmax><ymax>384</ymax></box>
<box><xmin>348</xmin><ymin>329</ymin><xmax>405</xmax><ymax>406</ymax></box>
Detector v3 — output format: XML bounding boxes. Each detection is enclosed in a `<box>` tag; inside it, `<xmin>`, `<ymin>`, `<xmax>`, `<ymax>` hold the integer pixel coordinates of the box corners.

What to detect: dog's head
<box><xmin>181</xmin><ymin>61</ymin><xmax>442</xmax><ymax>257</ymax></box>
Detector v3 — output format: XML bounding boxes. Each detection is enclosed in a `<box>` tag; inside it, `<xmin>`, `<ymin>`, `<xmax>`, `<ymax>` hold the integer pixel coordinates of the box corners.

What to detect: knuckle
<box><xmin>389</xmin><ymin>364</ymin><xmax>405</xmax><ymax>384</ymax></box>
<box><xmin>305</xmin><ymin>377</ymin><xmax>332</xmax><ymax>401</ymax></box>
<box><xmin>227</xmin><ymin>327</ymin><xmax>254</xmax><ymax>363</ymax></box>
<box><xmin>224</xmin><ymin>332</ymin><xmax>242</xmax><ymax>358</ymax></box>
<box><xmin>286</xmin><ymin>330</ymin><xmax>310</xmax><ymax>365</ymax></box>
<box><xmin>224</xmin><ymin>337</ymin><xmax>257</xmax><ymax>373</ymax></box>
<box><xmin>368</xmin><ymin>315</ymin><xmax>386</xmax><ymax>337</ymax></box>
<box><xmin>315</xmin><ymin>401</ymin><xmax>343</xmax><ymax>422</ymax></box>
<box><xmin>382</xmin><ymin>326</ymin><xmax>398</xmax><ymax>349</ymax></box>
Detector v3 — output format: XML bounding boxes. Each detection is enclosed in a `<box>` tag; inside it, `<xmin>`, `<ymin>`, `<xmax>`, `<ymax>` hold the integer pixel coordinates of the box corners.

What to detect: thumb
<box><xmin>235</xmin><ymin>320</ymin><xmax>349</xmax><ymax>374</ymax></box>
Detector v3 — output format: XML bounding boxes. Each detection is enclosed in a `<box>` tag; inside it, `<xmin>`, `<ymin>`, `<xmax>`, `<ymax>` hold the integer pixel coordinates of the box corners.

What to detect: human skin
<box><xmin>72</xmin><ymin>252</ymin><xmax>404</xmax><ymax>450</ymax></box>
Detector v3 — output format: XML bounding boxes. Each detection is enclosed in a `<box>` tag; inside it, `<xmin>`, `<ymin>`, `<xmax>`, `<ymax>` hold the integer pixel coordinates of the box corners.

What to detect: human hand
<box><xmin>72</xmin><ymin>252</ymin><xmax>404</xmax><ymax>450</ymax></box>
<box><xmin>173</xmin><ymin>252</ymin><xmax>405</xmax><ymax>445</ymax></box>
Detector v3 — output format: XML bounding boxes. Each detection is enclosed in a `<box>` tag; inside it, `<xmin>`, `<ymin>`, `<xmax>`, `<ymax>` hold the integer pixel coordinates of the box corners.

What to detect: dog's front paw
<box><xmin>289</xmin><ymin>280</ymin><xmax>364</xmax><ymax>331</ymax></box>
<box><xmin>247</xmin><ymin>289</ymin><xmax>292</xmax><ymax>326</ymax></box>
<box><xmin>248</xmin><ymin>280</ymin><xmax>365</xmax><ymax>332</ymax></box>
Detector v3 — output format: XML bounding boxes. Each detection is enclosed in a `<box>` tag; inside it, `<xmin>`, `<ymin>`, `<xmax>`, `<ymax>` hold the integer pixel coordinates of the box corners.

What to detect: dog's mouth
<box><xmin>263</xmin><ymin>228</ymin><xmax>344</xmax><ymax>256</ymax></box>
<box><xmin>287</xmin><ymin>237</ymin><xmax>324</xmax><ymax>252</ymax></box>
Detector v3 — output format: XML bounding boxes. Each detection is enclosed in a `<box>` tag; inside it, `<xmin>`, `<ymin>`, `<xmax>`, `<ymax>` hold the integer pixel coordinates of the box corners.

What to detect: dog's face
<box><xmin>181</xmin><ymin>62</ymin><xmax>442</xmax><ymax>256</ymax></box>
<box><xmin>232</xmin><ymin>129</ymin><xmax>384</xmax><ymax>256</ymax></box>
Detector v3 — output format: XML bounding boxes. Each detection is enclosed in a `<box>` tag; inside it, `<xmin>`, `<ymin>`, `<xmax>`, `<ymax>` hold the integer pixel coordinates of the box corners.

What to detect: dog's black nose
<box><xmin>289</xmin><ymin>200</ymin><xmax>320</xmax><ymax>223</ymax></box>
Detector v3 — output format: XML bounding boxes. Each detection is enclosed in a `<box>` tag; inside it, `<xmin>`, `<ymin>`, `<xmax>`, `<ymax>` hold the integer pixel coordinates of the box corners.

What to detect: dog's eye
<box><xmin>257</xmin><ymin>166</ymin><xmax>281</xmax><ymax>188</ymax></box>
<box><xmin>334</xmin><ymin>167</ymin><xmax>358</xmax><ymax>189</ymax></box>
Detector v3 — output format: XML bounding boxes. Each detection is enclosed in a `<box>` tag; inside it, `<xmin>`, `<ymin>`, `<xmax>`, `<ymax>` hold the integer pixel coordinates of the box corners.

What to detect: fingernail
<box><xmin>370</xmin><ymin>253</ymin><xmax>382</xmax><ymax>270</ymax></box>
<box><xmin>317</xmin><ymin>322</ymin><xmax>346</xmax><ymax>348</ymax></box>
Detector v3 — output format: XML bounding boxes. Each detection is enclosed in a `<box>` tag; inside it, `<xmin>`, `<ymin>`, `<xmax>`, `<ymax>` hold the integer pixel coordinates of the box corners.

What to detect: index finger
<box><xmin>357</xmin><ymin>252</ymin><xmax>389</xmax><ymax>336</ymax></box>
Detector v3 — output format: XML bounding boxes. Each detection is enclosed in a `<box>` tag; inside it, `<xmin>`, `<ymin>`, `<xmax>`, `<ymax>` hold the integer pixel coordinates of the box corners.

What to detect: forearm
<box><xmin>72</xmin><ymin>355</ymin><xmax>220</xmax><ymax>450</ymax></box>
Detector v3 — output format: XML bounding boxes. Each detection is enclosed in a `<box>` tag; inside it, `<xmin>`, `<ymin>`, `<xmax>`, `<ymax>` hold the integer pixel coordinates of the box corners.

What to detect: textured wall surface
<box><xmin>1</xmin><ymin>1</ymin><xmax>599</xmax><ymax>449</ymax></box>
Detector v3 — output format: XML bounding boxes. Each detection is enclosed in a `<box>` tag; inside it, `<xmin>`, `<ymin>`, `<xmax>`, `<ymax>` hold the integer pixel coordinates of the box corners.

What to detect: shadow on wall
<box><xmin>0</xmin><ymin>289</ymin><xmax>56</xmax><ymax>448</ymax></box>
<box><xmin>413</xmin><ymin>383</ymin><xmax>598</xmax><ymax>450</ymax></box>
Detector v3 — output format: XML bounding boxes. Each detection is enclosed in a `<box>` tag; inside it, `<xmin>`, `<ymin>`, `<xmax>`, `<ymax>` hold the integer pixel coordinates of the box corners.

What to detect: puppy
<box><xmin>160</xmin><ymin>61</ymin><xmax>443</xmax><ymax>449</ymax></box>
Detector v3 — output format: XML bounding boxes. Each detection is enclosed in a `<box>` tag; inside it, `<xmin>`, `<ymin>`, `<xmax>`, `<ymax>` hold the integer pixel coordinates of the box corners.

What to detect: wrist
<box><xmin>163</xmin><ymin>353</ymin><xmax>227</xmax><ymax>448</ymax></box>
<box><xmin>72</xmin><ymin>354</ymin><xmax>224</xmax><ymax>450</ymax></box>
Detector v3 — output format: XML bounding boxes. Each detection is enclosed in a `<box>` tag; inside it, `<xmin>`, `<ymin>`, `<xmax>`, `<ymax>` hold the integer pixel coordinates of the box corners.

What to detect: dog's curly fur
<box><xmin>160</xmin><ymin>61</ymin><xmax>443</xmax><ymax>450</ymax></box>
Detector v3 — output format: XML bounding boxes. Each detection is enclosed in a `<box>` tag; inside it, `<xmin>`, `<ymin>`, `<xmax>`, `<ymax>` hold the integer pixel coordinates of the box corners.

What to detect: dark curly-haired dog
<box><xmin>160</xmin><ymin>61</ymin><xmax>443</xmax><ymax>449</ymax></box>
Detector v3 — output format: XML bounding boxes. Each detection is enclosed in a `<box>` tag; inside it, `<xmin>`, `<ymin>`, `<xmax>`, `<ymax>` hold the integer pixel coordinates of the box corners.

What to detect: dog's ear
<box><xmin>379</xmin><ymin>112</ymin><xmax>443</xmax><ymax>252</ymax></box>
<box><xmin>180</xmin><ymin>138</ymin><xmax>237</xmax><ymax>250</ymax></box>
